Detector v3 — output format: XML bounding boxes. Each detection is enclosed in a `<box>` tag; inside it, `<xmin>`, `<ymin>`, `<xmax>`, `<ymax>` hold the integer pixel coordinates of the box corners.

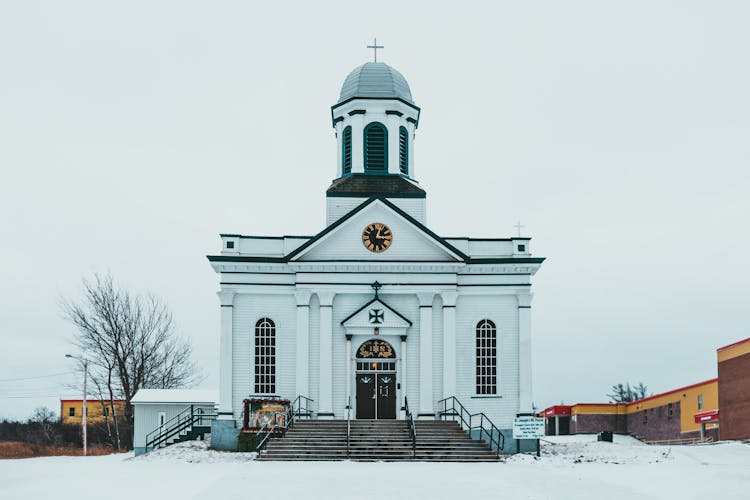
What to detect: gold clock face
<box><xmin>362</xmin><ymin>222</ymin><xmax>393</xmax><ymax>253</ymax></box>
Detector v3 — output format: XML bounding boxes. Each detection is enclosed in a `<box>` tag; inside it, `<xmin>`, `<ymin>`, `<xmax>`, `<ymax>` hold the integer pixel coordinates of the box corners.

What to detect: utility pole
<box><xmin>66</xmin><ymin>354</ymin><xmax>88</xmax><ymax>456</ymax></box>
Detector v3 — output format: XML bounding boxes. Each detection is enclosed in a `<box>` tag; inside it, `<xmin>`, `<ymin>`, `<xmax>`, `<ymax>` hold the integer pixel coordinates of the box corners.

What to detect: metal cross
<box><xmin>514</xmin><ymin>221</ymin><xmax>525</xmax><ymax>237</ymax></box>
<box><xmin>367</xmin><ymin>38</ymin><xmax>384</xmax><ymax>62</ymax></box>
<box><xmin>371</xmin><ymin>281</ymin><xmax>382</xmax><ymax>297</ymax></box>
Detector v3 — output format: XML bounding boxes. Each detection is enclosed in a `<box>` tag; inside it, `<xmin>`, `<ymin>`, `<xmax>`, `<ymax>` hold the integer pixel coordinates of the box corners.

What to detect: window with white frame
<box><xmin>476</xmin><ymin>319</ymin><xmax>497</xmax><ymax>394</ymax></box>
<box><xmin>254</xmin><ymin>318</ymin><xmax>276</xmax><ymax>394</ymax></box>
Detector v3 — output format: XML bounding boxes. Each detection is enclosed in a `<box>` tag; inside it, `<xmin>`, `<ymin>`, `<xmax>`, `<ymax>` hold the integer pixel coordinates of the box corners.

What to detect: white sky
<box><xmin>1</xmin><ymin>1</ymin><xmax>748</xmax><ymax>419</ymax></box>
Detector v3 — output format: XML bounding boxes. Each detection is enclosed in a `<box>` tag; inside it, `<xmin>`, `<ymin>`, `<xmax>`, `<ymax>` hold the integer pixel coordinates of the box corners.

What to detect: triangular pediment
<box><xmin>341</xmin><ymin>297</ymin><xmax>412</xmax><ymax>328</ymax></box>
<box><xmin>287</xmin><ymin>197</ymin><xmax>467</xmax><ymax>262</ymax></box>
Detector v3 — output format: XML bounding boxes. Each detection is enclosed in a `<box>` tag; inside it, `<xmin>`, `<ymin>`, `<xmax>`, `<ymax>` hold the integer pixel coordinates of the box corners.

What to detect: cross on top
<box><xmin>514</xmin><ymin>221</ymin><xmax>526</xmax><ymax>237</ymax></box>
<box><xmin>371</xmin><ymin>281</ymin><xmax>382</xmax><ymax>297</ymax></box>
<box><xmin>367</xmin><ymin>38</ymin><xmax>384</xmax><ymax>62</ymax></box>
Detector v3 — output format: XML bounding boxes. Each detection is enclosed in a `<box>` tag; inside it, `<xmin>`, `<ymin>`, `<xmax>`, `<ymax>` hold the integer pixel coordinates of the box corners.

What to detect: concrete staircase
<box><xmin>258</xmin><ymin>419</ymin><xmax>500</xmax><ymax>462</ymax></box>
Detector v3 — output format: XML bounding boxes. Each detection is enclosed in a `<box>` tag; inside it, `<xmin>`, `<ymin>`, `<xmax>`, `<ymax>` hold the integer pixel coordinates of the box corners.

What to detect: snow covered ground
<box><xmin>1</xmin><ymin>435</ymin><xmax>748</xmax><ymax>500</ymax></box>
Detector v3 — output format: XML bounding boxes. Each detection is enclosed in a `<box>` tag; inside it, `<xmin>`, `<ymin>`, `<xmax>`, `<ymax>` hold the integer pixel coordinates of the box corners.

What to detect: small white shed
<box><xmin>132</xmin><ymin>389</ymin><xmax>218</xmax><ymax>455</ymax></box>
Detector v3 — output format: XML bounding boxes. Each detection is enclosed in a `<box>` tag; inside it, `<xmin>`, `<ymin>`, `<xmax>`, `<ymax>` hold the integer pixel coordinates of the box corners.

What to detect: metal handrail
<box><xmin>404</xmin><ymin>396</ymin><xmax>417</xmax><ymax>459</ymax></box>
<box><xmin>437</xmin><ymin>396</ymin><xmax>504</xmax><ymax>457</ymax></box>
<box><xmin>254</xmin><ymin>395</ymin><xmax>314</xmax><ymax>454</ymax></box>
<box><xmin>145</xmin><ymin>405</ymin><xmax>216</xmax><ymax>451</ymax></box>
<box><xmin>346</xmin><ymin>395</ymin><xmax>352</xmax><ymax>458</ymax></box>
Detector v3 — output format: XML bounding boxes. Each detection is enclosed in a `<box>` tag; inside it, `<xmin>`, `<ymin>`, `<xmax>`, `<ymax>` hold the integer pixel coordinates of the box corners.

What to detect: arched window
<box><xmin>342</xmin><ymin>126</ymin><xmax>352</xmax><ymax>174</ymax></box>
<box><xmin>254</xmin><ymin>318</ymin><xmax>276</xmax><ymax>394</ymax></box>
<box><xmin>364</xmin><ymin>122</ymin><xmax>387</xmax><ymax>172</ymax></box>
<box><xmin>476</xmin><ymin>319</ymin><xmax>497</xmax><ymax>395</ymax></box>
<box><xmin>399</xmin><ymin>126</ymin><xmax>408</xmax><ymax>175</ymax></box>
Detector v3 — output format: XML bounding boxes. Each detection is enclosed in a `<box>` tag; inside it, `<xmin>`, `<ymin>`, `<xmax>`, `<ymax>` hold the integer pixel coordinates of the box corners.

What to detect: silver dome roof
<box><xmin>338</xmin><ymin>62</ymin><xmax>413</xmax><ymax>103</ymax></box>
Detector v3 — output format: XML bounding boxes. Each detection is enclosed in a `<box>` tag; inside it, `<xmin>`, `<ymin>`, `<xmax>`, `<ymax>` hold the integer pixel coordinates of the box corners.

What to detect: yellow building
<box><xmin>60</xmin><ymin>399</ymin><xmax>126</xmax><ymax>425</ymax></box>
<box><xmin>547</xmin><ymin>379</ymin><xmax>719</xmax><ymax>441</ymax></box>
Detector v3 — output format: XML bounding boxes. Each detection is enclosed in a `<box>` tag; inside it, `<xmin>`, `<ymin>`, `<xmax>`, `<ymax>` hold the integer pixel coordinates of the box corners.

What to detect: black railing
<box><xmin>253</xmin><ymin>395</ymin><xmax>314</xmax><ymax>454</ymax></box>
<box><xmin>404</xmin><ymin>396</ymin><xmax>417</xmax><ymax>459</ymax></box>
<box><xmin>437</xmin><ymin>396</ymin><xmax>504</xmax><ymax>457</ymax></box>
<box><xmin>145</xmin><ymin>405</ymin><xmax>216</xmax><ymax>452</ymax></box>
<box><xmin>346</xmin><ymin>395</ymin><xmax>352</xmax><ymax>458</ymax></box>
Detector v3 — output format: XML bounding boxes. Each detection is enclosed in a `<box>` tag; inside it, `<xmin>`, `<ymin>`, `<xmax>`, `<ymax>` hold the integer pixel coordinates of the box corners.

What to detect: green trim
<box><xmin>284</xmin><ymin>196</ymin><xmax>469</xmax><ymax>262</ymax></box>
<box><xmin>385</xmin><ymin>110</ymin><xmax>404</xmax><ymax>116</ymax></box>
<box><xmin>342</xmin><ymin>125</ymin><xmax>352</xmax><ymax>174</ymax></box>
<box><xmin>364</xmin><ymin>122</ymin><xmax>388</xmax><ymax>173</ymax></box>
<box><xmin>468</xmin><ymin>258</ymin><xmax>545</xmax><ymax>264</ymax></box>
<box><xmin>208</xmin><ymin>256</ymin><xmax>286</xmax><ymax>263</ymax></box>
<box><xmin>406</xmin><ymin>117</ymin><xmax>417</xmax><ymax>125</ymax></box>
<box><xmin>518</xmin><ymin>306</ymin><xmax>532</xmax><ymax>308</ymax></box>
<box><xmin>332</xmin><ymin>96</ymin><xmax>421</xmax><ymax>113</ymax></box>
<box><xmin>340</xmin><ymin>297</ymin><xmax>413</xmax><ymax>326</ymax></box>
<box><xmin>348</xmin><ymin>109</ymin><xmax>366</xmax><ymax>116</ymax></box>
<box><xmin>326</xmin><ymin>191</ymin><xmax>425</xmax><ymax>199</ymax></box>
<box><xmin>333</xmin><ymin>116</ymin><xmax>344</xmax><ymax>124</ymax></box>
<box><xmin>219</xmin><ymin>234</ymin><xmax>312</xmax><ymax>240</ymax></box>
<box><xmin>399</xmin><ymin>126</ymin><xmax>408</xmax><ymax>175</ymax></box>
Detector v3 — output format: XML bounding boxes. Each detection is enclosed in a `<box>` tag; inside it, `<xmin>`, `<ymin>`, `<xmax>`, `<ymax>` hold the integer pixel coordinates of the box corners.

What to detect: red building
<box><xmin>717</xmin><ymin>337</ymin><xmax>750</xmax><ymax>440</ymax></box>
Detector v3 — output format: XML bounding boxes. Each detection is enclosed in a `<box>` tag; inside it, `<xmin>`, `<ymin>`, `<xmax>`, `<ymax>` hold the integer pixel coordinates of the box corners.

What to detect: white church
<box><xmin>205</xmin><ymin>58</ymin><xmax>545</xmax><ymax>452</ymax></box>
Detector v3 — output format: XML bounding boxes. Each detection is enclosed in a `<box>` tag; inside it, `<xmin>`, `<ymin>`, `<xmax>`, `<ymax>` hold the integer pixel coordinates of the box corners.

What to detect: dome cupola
<box><xmin>330</xmin><ymin>60</ymin><xmax>420</xmax><ymax>182</ymax></box>
<box><xmin>338</xmin><ymin>62</ymin><xmax>414</xmax><ymax>103</ymax></box>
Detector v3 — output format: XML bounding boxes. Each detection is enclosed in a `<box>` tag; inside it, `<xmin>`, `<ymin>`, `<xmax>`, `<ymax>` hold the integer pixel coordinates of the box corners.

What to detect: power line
<box><xmin>0</xmin><ymin>371</ymin><xmax>74</xmax><ymax>383</ymax></box>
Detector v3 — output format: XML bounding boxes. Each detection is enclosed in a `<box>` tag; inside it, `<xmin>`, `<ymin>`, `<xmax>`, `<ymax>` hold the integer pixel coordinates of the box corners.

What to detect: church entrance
<box><xmin>355</xmin><ymin>339</ymin><xmax>397</xmax><ymax>419</ymax></box>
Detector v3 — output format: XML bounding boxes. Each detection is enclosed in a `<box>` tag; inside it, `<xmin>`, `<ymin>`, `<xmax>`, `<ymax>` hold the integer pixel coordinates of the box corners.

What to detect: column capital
<box><xmin>440</xmin><ymin>291</ymin><xmax>458</xmax><ymax>307</ymax></box>
<box><xmin>217</xmin><ymin>291</ymin><xmax>235</xmax><ymax>306</ymax></box>
<box><xmin>518</xmin><ymin>293</ymin><xmax>534</xmax><ymax>308</ymax></box>
<box><xmin>295</xmin><ymin>290</ymin><xmax>312</xmax><ymax>306</ymax></box>
<box><xmin>417</xmin><ymin>292</ymin><xmax>435</xmax><ymax>307</ymax></box>
<box><xmin>317</xmin><ymin>291</ymin><xmax>336</xmax><ymax>306</ymax></box>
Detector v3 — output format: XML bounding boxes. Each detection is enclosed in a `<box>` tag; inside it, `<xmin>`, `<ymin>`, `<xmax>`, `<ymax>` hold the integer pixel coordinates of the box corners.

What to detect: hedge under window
<box><xmin>399</xmin><ymin>126</ymin><xmax>408</xmax><ymax>174</ymax></box>
<box><xmin>342</xmin><ymin>125</ymin><xmax>352</xmax><ymax>174</ymax></box>
<box><xmin>254</xmin><ymin>318</ymin><xmax>276</xmax><ymax>394</ymax></box>
<box><xmin>364</xmin><ymin>122</ymin><xmax>387</xmax><ymax>172</ymax></box>
<box><xmin>476</xmin><ymin>319</ymin><xmax>497</xmax><ymax>395</ymax></box>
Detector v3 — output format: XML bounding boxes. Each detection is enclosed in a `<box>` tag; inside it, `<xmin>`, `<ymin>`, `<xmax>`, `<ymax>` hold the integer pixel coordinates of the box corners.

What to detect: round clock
<box><xmin>362</xmin><ymin>222</ymin><xmax>393</xmax><ymax>253</ymax></box>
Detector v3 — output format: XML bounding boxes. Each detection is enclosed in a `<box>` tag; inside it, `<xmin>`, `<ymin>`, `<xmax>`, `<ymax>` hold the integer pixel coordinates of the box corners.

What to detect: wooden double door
<box><xmin>356</xmin><ymin>372</ymin><xmax>396</xmax><ymax>419</ymax></box>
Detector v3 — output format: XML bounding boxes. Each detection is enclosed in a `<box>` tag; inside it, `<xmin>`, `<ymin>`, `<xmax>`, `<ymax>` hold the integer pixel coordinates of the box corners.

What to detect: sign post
<box><xmin>513</xmin><ymin>413</ymin><xmax>545</xmax><ymax>457</ymax></box>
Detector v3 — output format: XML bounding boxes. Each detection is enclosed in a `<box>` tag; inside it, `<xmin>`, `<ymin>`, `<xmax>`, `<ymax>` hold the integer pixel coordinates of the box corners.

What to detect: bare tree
<box><xmin>607</xmin><ymin>382</ymin><xmax>649</xmax><ymax>403</ymax></box>
<box><xmin>62</xmin><ymin>274</ymin><xmax>200</xmax><ymax>448</ymax></box>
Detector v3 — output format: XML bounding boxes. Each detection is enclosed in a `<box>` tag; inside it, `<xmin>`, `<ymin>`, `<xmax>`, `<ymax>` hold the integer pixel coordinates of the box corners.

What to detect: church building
<box><xmin>208</xmin><ymin>59</ymin><xmax>544</xmax><ymax>452</ymax></box>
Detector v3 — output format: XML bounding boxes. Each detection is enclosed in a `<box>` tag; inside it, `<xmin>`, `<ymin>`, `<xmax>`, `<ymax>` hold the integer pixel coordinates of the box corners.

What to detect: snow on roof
<box><xmin>131</xmin><ymin>389</ymin><xmax>218</xmax><ymax>405</ymax></box>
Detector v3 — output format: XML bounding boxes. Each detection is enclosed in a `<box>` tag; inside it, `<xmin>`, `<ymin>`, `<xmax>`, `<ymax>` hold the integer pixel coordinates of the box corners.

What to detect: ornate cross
<box><xmin>371</xmin><ymin>281</ymin><xmax>382</xmax><ymax>297</ymax></box>
<box><xmin>514</xmin><ymin>221</ymin><xmax>525</xmax><ymax>237</ymax></box>
<box><xmin>369</xmin><ymin>309</ymin><xmax>384</xmax><ymax>324</ymax></box>
<box><xmin>367</xmin><ymin>38</ymin><xmax>384</xmax><ymax>62</ymax></box>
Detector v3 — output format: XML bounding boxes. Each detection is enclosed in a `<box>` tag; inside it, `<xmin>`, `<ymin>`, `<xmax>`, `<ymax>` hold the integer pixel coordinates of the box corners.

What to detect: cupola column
<box><xmin>387</xmin><ymin>114</ymin><xmax>401</xmax><ymax>175</ymax></box>
<box><xmin>350</xmin><ymin>114</ymin><xmax>365</xmax><ymax>174</ymax></box>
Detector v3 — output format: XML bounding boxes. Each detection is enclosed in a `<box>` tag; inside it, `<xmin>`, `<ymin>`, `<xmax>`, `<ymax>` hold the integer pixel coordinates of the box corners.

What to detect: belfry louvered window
<box><xmin>254</xmin><ymin>318</ymin><xmax>276</xmax><ymax>394</ymax></box>
<box><xmin>476</xmin><ymin>319</ymin><xmax>497</xmax><ymax>395</ymax></box>
<box><xmin>342</xmin><ymin>126</ymin><xmax>352</xmax><ymax>174</ymax></box>
<box><xmin>399</xmin><ymin>126</ymin><xmax>408</xmax><ymax>174</ymax></box>
<box><xmin>364</xmin><ymin>122</ymin><xmax>387</xmax><ymax>172</ymax></box>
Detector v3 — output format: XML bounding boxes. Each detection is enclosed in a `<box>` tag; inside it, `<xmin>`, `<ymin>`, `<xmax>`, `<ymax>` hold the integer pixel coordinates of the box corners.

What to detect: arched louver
<box><xmin>255</xmin><ymin>318</ymin><xmax>276</xmax><ymax>394</ymax></box>
<box><xmin>399</xmin><ymin>126</ymin><xmax>408</xmax><ymax>174</ymax></box>
<box><xmin>364</xmin><ymin>122</ymin><xmax>387</xmax><ymax>172</ymax></box>
<box><xmin>476</xmin><ymin>319</ymin><xmax>497</xmax><ymax>395</ymax></box>
<box><xmin>342</xmin><ymin>126</ymin><xmax>352</xmax><ymax>174</ymax></box>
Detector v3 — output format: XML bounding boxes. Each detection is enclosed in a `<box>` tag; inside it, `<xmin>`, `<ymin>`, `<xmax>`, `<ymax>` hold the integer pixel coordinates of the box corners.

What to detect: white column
<box><xmin>217</xmin><ymin>291</ymin><xmax>235</xmax><ymax>419</ymax></box>
<box><xmin>387</xmin><ymin>114</ymin><xmax>400</xmax><ymax>174</ymax></box>
<box><xmin>295</xmin><ymin>291</ymin><xmax>311</xmax><ymax>398</ymax></box>
<box><xmin>418</xmin><ymin>292</ymin><xmax>434</xmax><ymax>416</ymax></box>
<box><xmin>400</xmin><ymin>335</ymin><xmax>408</xmax><ymax>418</ymax></box>
<box><xmin>318</xmin><ymin>292</ymin><xmax>335</xmax><ymax>416</ymax></box>
<box><xmin>518</xmin><ymin>293</ymin><xmax>534</xmax><ymax>413</ymax></box>
<box><xmin>346</xmin><ymin>335</ymin><xmax>353</xmax><ymax>412</ymax></box>
<box><xmin>442</xmin><ymin>291</ymin><xmax>458</xmax><ymax>398</ymax></box>
<box><xmin>351</xmin><ymin>114</ymin><xmax>365</xmax><ymax>173</ymax></box>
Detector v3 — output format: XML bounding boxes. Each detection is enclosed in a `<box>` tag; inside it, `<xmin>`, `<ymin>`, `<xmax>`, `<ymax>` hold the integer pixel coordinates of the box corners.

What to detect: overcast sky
<box><xmin>1</xmin><ymin>1</ymin><xmax>749</xmax><ymax>419</ymax></box>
